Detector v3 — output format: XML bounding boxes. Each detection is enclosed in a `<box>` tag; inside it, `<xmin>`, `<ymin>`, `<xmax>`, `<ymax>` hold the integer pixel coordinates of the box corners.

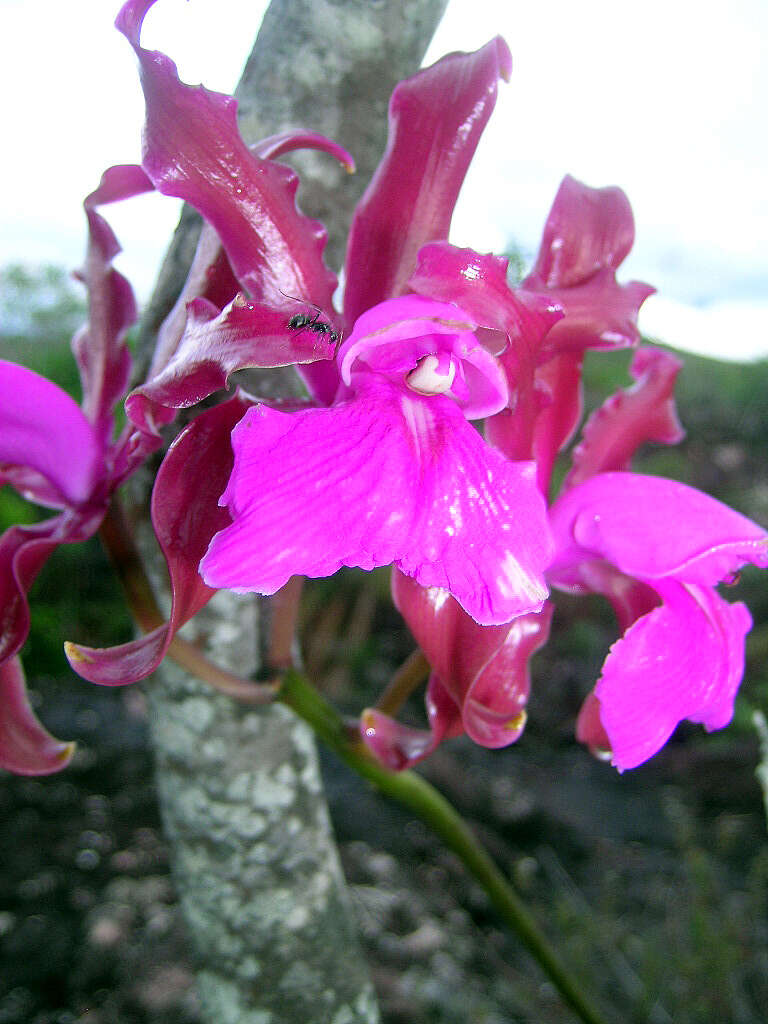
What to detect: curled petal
<box><xmin>537</xmin><ymin>274</ymin><xmax>654</xmax><ymax>355</ymax></box>
<box><xmin>66</xmin><ymin>397</ymin><xmax>248</xmax><ymax>685</ymax></box>
<box><xmin>0</xmin><ymin>466</ymin><xmax>67</xmax><ymax>512</ymax></box>
<box><xmin>524</xmin><ymin>176</ymin><xmax>652</xmax><ymax>354</ymax></box>
<box><xmin>0</xmin><ymin>523</ymin><xmax>62</xmax><ymax>665</ymax></box>
<box><xmin>392</xmin><ymin>568</ymin><xmax>513</xmax><ymax>685</ymax></box>
<box><xmin>147</xmin><ymin>130</ymin><xmax>352</xmax><ymax>386</ymax></box>
<box><xmin>562</xmin><ymin>560</ymin><xmax>660</xmax><ymax>635</ymax></box>
<box><xmin>117</xmin><ymin>0</ymin><xmax>337</xmax><ymax>310</ymax></box>
<box><xmin>462</xmin><ymin>605</ymin><xmax>552</xmax><ymax>747</ymax></box>
<box><xmin>494</xmin><ymin>178</ymin><xmax>652</xmax><ymax>487</ymax></box>
<box><xmin>0</xmin><ymin>657</ymin><xmax>75</xmax><ymax>776</ymax></box>
<box><xmin>409</xmin><ymin>243</ymin><xmax>562</xmax><ymax>345</ymax></box>
<box><xmin>596</xmin><ymin>581</ymin><xmax>752</xmax><ymax>770</ymax></box>
<box><xmin>528</xmin><ymin>175</ymin><xmax>636</xmax><ymax>288</ymax></box>
<box><xmin>360</xmin><ymin>675</ymin><xmax>462</xmax><ymax>771</ymax></box>
<box><xmin>0</xmin><ymin>511</ymin><xmax>106</xmax><ymax>666</ymax></box>
<box><xmin>202</xmin><ymin>377</ymin><xmax>551</xmax><ymax>625</ymax></box>
<box><xmin>85</xmin><ymin>163</ymin><xmax>155</xmax><ymax>207</ymax></box>
<box><xmin>75</xmin><ymin>178</ymin><xmax>138</xmax><ymax>440</ymax></box>
<box><xmin>339</xmin><ymin>295</ymin><xmax>508</xmax><ymax>418</ymax></box>
<box><xmin>149</xmin><ymin>221</ymin><xmax>243</xmax><ymax>380</ymax></box>
<box><xmin>252</xmin><ymin>131</ymin><xmax>354</xmax><ymax>171</ymax></box>
<box><xmin>564</xmin><ymin>347</ymin><xmax>684</xmax><ymax>490</ymax></box>
<box><xmin>392</xmin><ymin>569</ymin><xmax>551</xmax><ymax>747</ymax></box>
<box><xmin>0</xmin><ymin>361</ymin><xmax>101</xmax><ymax>506</ymax></box>
<box><xmin>344</xmin><ymin>37</ymin><xmax>512</xmax><ymax>323</ymax></box>
<box><xmin>127</xmin><ymin>295</ymin><xmax>337</xmax><ymax>435</ymax></box>
<box><xmin>549</xmin><ymin>472</ymin><xmax>768</xmax><ymax>586</ymax></box>
<box><xmin>526</xmin><ymin>351</ymin><xmax>584</xmax><ymax>492</ymax></box>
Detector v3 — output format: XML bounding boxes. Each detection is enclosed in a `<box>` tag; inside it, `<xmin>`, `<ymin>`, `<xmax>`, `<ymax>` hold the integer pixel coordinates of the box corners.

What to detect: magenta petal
<box><xmin>85</xmin><ymin>163</ymin><xmax>155</xmax><ymax>207</ymax></box>
<box><xmin>201</xmin><ymin>384</ymin><xmax>418</xmax><ymax>593</ymax></box>
<box><xmin>564</xmin><ymin>347</ymin><xmax>684</xmax><ymax>490</ymax></box>
<box><xmin>596</xmin><ymin>581</ymin><xmax>752</xmax><ymax>770</ymax></box>
<box><xmin>145</xmin><ymin>132</ymin><xmax>351</xmax><ymax>407</ymax></box>
<box><xmin>126</xmin><ymin>295</ymin><xmax>337</xmax><ymax>435</ymax></box>
<box><xmin>392</xmin><ymin>569</ymin><xmax>550</xmax><ymax>747</ymax></box>
<box><xmin>146</xmin><ymin>129</ymin><xmax>352</xmax><ymax>391</ymax></box>
<box><xmin>202</xmin><ymin>378</ymin><xmax>551</xmax><ymax>624</ymax></box>
<box><xmin>550</xmin><ymin>472</ymin><xmax>768</xmax><ymax>585</ymax></box>
<box><xmin>392</xmin><ymin>568</ymin><xmax>512</xmax><ymax>686</ymax></box>
<box><xmin>0</xmin><ymin>507</ymin><xmax>106</xmax><ymax>667</ymax></box>
<box><xmin>462</xmin><ymin>606</ymin><xmax>552</xmax><ymax>747</ymax></box>
<box><xmin>528</xmin><ymin>352</ymin><xmax>585</xmax><ymax>493</ymax></box>
<box><xmin>409</xmin><ymin>244</ymin><xmax>564</xmax><ymax>464</ymax></box>
<box><xmin>409</xmin><ymin>243</ymin><xmax>562</xmax><ymax>344</ymax></box>
<box><xmin>0</xmin><ymin>361</ymin><xmax>101</xmax><ymax>506</ymax></box>
<box><xmin>66</xmin><ymin>624</ymin><xmax>171</xmax><ymax>688</ymax></box>
<box><xmin>0</xmin><ymin>467</ymin><xmax>67</xmax><ymax>511</ymax></box>
<box><xmin>0</xmin><ymin>656</ymin><xmax>75</xmax><ymax>776</ymax></box>
<box><xmin>338</xmin><ymin>295</ymin><xmax>508</xmax><ymax>419</ymax></box>
<box><xmin>72</xmin><ymin>212</ymin><xmax>135</xmax><ymax>442</ymax></box>
<box><xmin>117</xmin><ymin>0</ymin><xmax>337</xmax><ymax>311</ymax></box>
<box><xmin>528</xmin><ymin>175</ymin><xmax>636</xmax><ymax>288</ymax></box>
<box><xmin>148</xmin><ymin>223</ymin><xmax>243</xmax><ymax>381</ymax></box>
<box><xmin>344</xmin><ymin>37</ymin><xmax>512</xmax><ymax>323</ymax></box>
<box><xmin>0</xmin><ymin>523</ymin><xmax>61</xmax><ymax>664</ymax></box>
<box><xmin>66</xmin><ymin>397</ymin><xmax>248</xmax><ymax>685</ymax></box>
<box><xmin>524</xmin><ymin>176</ymin><xmax>652</xmax><ymax>354</ymax></box>
<box><xmin>537</xmin><ymin>273</ymin><xmax>654</xmax><ymax>355</ymax></box>
<box><xmin>253</xmin><ymin>131</ymin><xmax>354</xmax><ymax>171</ymax></box>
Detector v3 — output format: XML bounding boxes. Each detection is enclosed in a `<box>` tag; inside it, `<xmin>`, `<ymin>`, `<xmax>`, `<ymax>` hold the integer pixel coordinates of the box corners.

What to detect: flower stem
<box><xmin>277</xmin><ymin>669</ymin><xmax>612</xmax><ymax>1024</ymax></box>
<box><xmin>374</xmin><ymin>648</ymin><xmax>430</xmax><ymax>716</ymax></box>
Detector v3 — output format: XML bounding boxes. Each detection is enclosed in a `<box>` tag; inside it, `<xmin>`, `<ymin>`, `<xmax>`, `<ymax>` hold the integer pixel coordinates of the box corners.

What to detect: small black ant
<box><xmin>283</xmin><ymin>294</ymin><xmax>340</xmax><ymax>349</ymax></box>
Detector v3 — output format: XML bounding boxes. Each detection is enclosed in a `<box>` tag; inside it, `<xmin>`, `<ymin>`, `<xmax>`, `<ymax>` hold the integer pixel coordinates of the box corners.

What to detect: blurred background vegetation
<box><xmin>0</xmin><ymin>261</ymin><xmax>766</xmax><ymax>1023</ymax></box>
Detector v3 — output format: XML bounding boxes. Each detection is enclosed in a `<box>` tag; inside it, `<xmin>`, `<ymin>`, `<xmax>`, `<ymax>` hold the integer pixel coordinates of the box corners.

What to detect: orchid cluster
<box><xmin>1</xmin><ymin>0</ymin><xmax>766</xmax><ymax>781</ymax></box>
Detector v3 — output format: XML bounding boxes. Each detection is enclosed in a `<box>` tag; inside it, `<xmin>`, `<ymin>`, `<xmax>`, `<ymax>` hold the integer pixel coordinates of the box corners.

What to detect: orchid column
<box><xmin>129</xmin><ymin>1</ymin><xmax>448</xmax><ymax>1022</ymax></box>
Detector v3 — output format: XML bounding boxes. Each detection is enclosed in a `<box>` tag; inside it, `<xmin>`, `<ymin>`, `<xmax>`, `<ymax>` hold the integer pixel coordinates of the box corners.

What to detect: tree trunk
<box><xmin>137</xmin><ymin>1</ymin><xmax>449</xmax><ymax>1020</ymax></box>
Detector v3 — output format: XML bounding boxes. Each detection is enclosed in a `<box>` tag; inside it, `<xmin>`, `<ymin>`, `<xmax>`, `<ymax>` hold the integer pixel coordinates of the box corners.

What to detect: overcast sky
<box><xmin>1</xmin><ymin>0</ymin><xmax>766</xmax><ymax>360</ymax></box>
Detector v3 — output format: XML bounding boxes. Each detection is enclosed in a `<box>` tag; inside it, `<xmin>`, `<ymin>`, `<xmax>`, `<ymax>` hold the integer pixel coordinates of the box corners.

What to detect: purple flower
<box><xmin>549</xmin><ymin>471</ymin><xmax>768</xmax><ymax>770</ymax></box>
<box><xmin>95</xmin><ymin>2</ymin><xmax>551</xmax><ymax>633</ymax></box>
<box><xmin>0</xmin><ymin>193</ymin><xmax>139</xmax><ymax>772</ymax></box>
<box><xmin>54</xmin><ymin>0</ymin><xmax>766</xmax><ymax>781</ymax></box>
<box><xmin>200</xmin><ymin>294</ymin><xmax>553</xmax><ymax>626</ymax></box>
<box><xmin>361</xmin><ymin>178</ymin><xmax>655</xmax><ymax>768</ymax></box>
<box><xmin>541</xmin><ymin>345</ymin><xmax>768</xmax><ymax>770</ymax></box>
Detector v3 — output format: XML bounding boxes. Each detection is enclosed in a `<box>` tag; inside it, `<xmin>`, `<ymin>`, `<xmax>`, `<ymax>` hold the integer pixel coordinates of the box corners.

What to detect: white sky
<box><xmin>1</xmin><ymin>0</ymin><xmax>766</xmax><ymax>360</ymax></box>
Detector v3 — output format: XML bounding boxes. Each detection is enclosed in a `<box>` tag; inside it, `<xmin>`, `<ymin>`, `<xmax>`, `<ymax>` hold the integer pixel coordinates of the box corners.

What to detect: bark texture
<box><xmin>137</xmin><ymin>0</ymin><xmax>449</xmax><ymax>1020</ymax></box>
<box><xmin>144</xmin><ymin>591</ymin><xmax>378</xmax><ymax>1024</ymax></box>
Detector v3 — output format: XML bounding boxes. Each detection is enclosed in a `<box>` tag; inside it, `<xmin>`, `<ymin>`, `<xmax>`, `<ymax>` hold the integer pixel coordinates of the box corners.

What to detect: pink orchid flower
<box><xmin>65</xmin><ymin>1</ymin><xmax>555</xmax><ymax>689</ymax></box>
<box><xmin>549</xmin><ymin>471</ymin><xmax>768</xmax><ymax>770</ymax></box>
<box><xmin>360</xmin><ymin>189</ymin><xmax>767</xmax><ymax>774</ymax></box>
<box><xmin>541</xmin><ymin>343</ymin><xmax>768</xmax><ymax>771</ymax></box>
<box><xmin>360</xmin><ymin>177</ymin><xmax>654</xmax><ymax>768</ymax></box>
<box><xmin>199</xmin><ymin>294</ymin><xmax>553</xmax><ymax>626</ymax></box>
<box><xmin>0</xmin><ymin>198</ymin><xmax>138</xmax><ymax>773</ymax></box>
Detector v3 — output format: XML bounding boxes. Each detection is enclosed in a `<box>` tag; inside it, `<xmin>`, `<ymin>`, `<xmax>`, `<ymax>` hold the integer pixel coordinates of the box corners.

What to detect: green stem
<box><xmin>278</xmin><ymin>669</ymin><xmax>611</xmax><ymax>1024</ymax></box>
